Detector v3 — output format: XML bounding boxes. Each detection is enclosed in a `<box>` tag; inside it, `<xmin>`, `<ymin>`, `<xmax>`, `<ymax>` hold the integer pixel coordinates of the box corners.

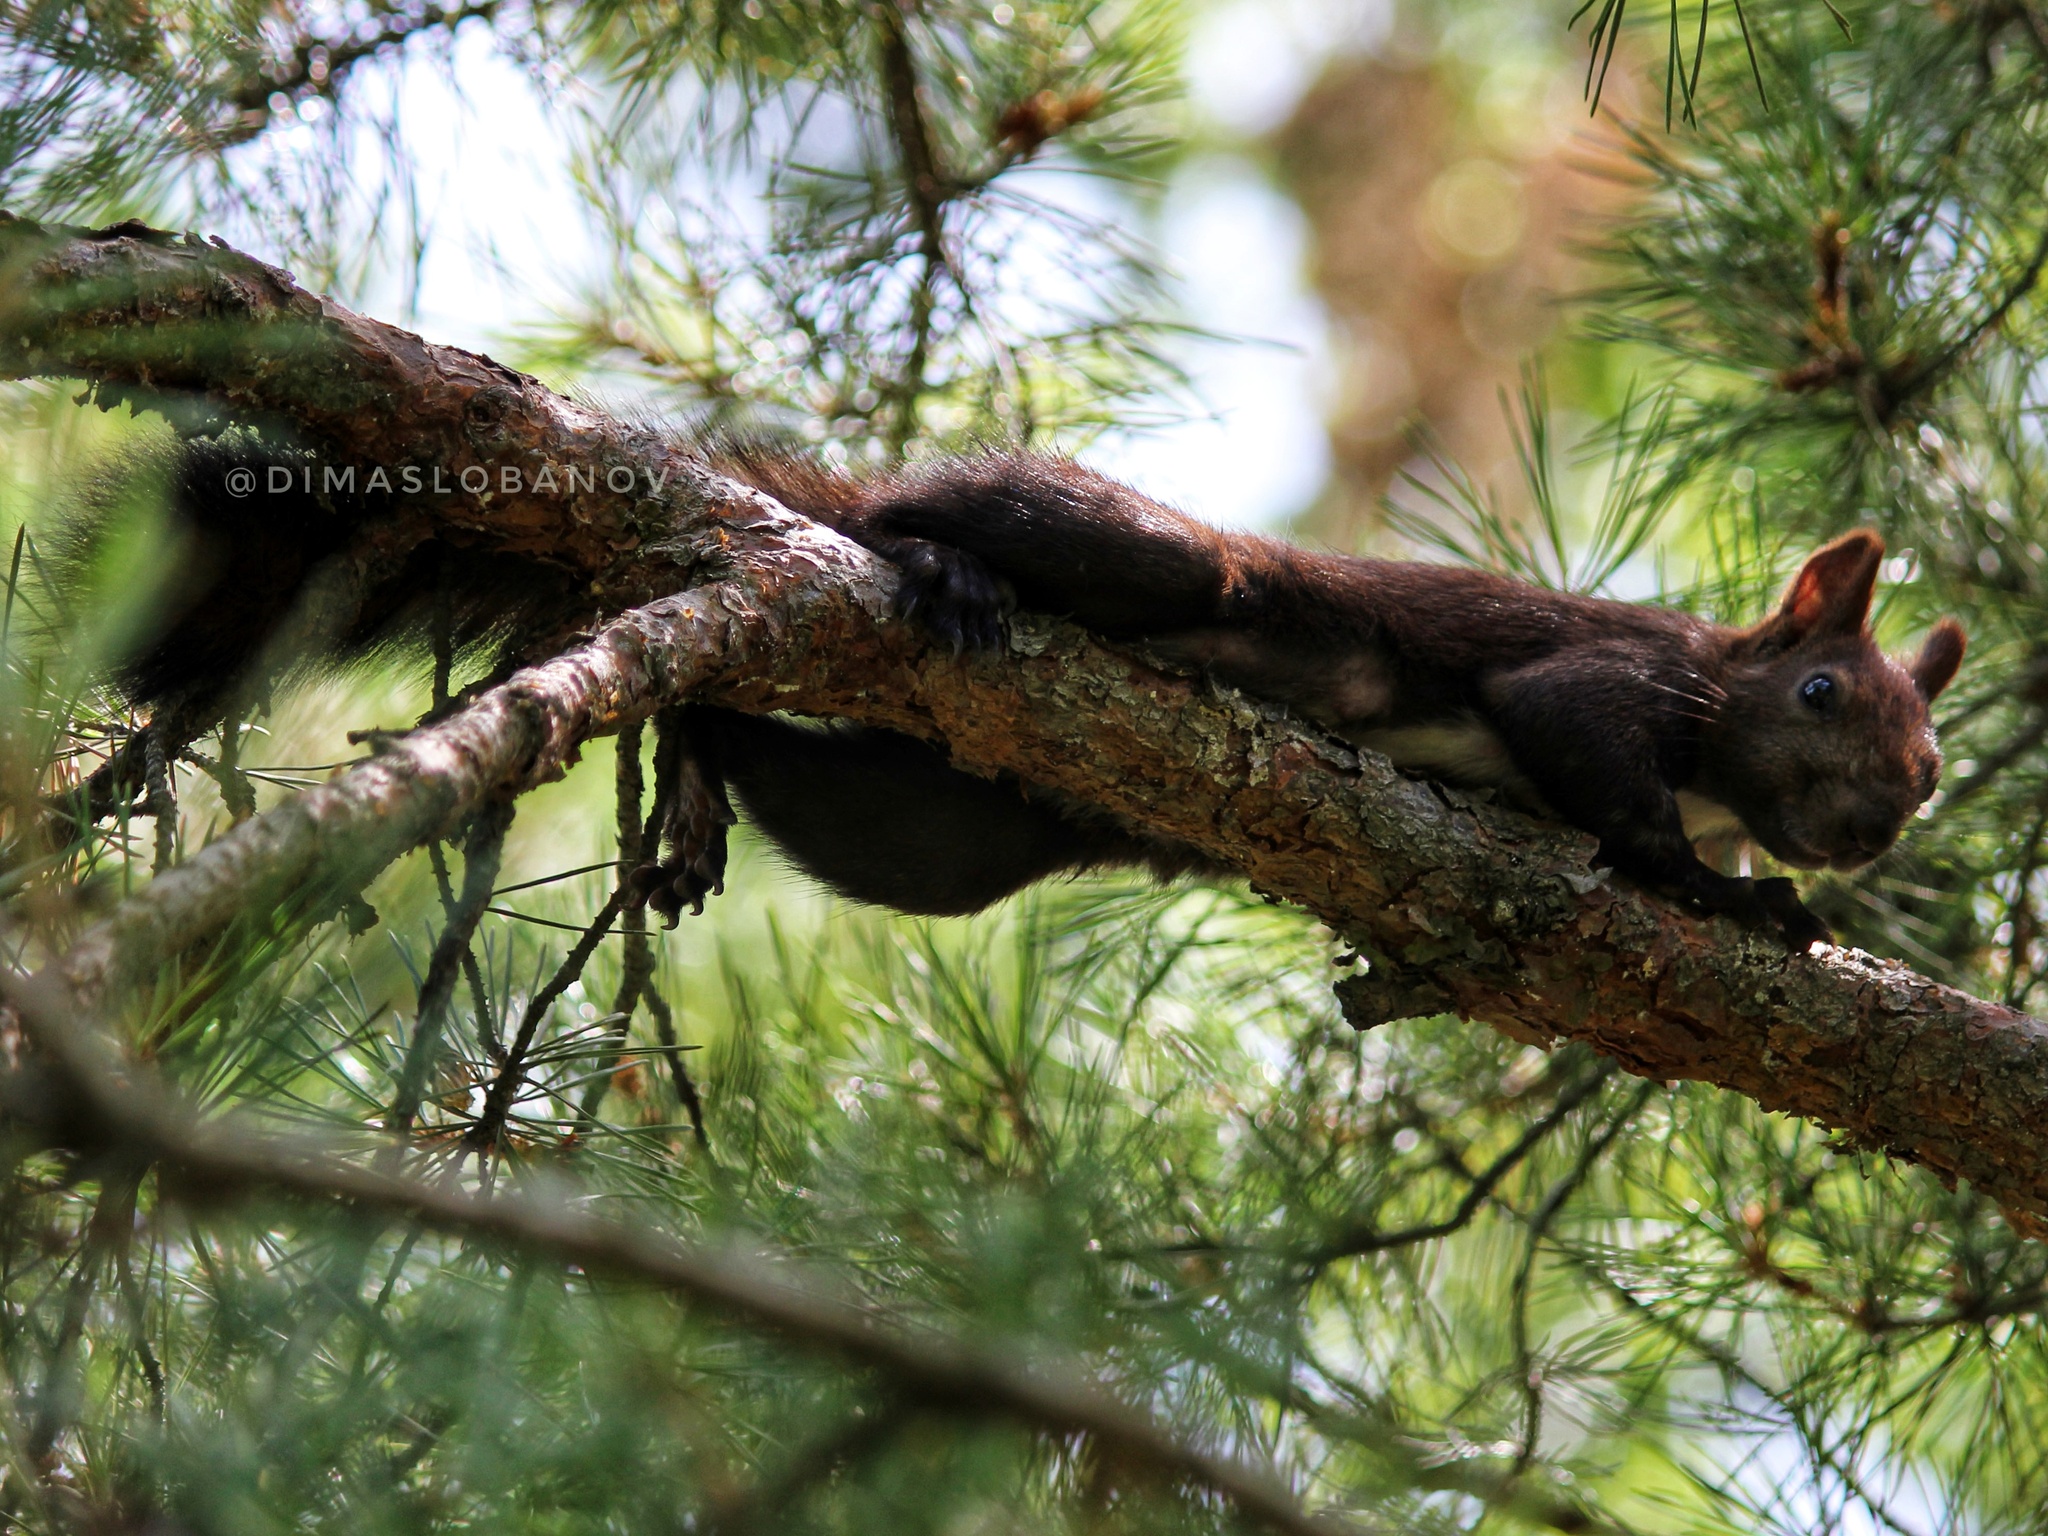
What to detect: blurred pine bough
<box><xmin>2</xmin><ymin>0</ymin><xmax>2048</xmax><ymax>1532</ymax></box>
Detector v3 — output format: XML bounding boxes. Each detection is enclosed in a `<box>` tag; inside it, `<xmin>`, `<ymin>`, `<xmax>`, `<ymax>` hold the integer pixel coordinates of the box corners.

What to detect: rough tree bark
<box><xmin>5</xmin><ymin>213</ymin><xmax>2047</xmax><ymax>1232</ymax></box>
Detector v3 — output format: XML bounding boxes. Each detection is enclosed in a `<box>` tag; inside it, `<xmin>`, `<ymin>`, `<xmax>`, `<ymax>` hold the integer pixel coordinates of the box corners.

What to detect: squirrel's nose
<box><xmin>1849</xmin><ymin>814</ymin><xmax>1899</xmax><ymax>858</ymax></box>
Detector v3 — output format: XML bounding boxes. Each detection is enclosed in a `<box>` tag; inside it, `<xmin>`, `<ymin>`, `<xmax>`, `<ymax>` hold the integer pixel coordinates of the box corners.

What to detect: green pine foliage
<box><xmin>2</xmin><ymin>0</ymin><xmax>2048</xmax><ymax>1532</ymax></box>
<box><xmin>1589</xmin><ymin>0</ymin><xmax>2048</xmax><ymax>981</ymax></box>
<box><xmin>528</xmin><ymin>0</ymin><xmax>1196</xmax><ymax>455</ymax></box>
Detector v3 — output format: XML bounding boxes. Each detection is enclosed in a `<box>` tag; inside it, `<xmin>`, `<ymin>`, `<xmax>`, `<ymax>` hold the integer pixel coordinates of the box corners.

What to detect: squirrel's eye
<box><xmin>1801</xmin><ymin>674</ymin><xmax>1836</xmax><ymax>713</ymax></box>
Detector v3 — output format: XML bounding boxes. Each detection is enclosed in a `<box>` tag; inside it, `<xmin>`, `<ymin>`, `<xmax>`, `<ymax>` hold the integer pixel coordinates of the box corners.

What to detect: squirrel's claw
<box><xmin>623</xmin><ymin>853</ymin><xmax>722</xmax><ymax>928</ymax></box>
<box><xmin>1675</xmin><ymin>871</ymin><xmax>1832</xmax><ymax>952</ymax></box>
<box><xmin>1754</xmin><ymin>876</ymin><xmax>1832</xmax><ymax>952</ymax></box>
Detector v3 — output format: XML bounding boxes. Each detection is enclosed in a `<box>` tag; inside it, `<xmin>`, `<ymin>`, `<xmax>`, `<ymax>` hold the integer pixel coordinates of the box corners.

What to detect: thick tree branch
<box><xmin>8</xmin><ymin>214</ymin><xmax>2048</xmax><ymax>1233</ymax></box>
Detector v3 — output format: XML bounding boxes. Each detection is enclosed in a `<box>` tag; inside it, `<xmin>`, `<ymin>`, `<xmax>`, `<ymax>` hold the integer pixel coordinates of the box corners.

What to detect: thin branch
<box><xmin>874</xmin><ymin>0</ymin><xmax>950</xmax><ymax>452</ymax></box>
<box><xmin>143</xmin><ymin>725</ymin><xmax>175</xmax><ymax>876</ymax></box>
<box><xmin>2018</xmin><ymin>0</ymin><xmax>2048</xmax><ymax>62</ymax></box>
<box><xmin>0</xmin><ymin>973</ymin><xmax>1357</xmax><ymax>1536</ymax></box>
<box><xmin>1314</xmin><ymin>1061</ymin><xmax>1620</xmax><ymax>1264</ymax></box>
<box><xmin>573</xmin><ymin>724</ymin><xmax>709</xmax><ymax>1150</ymax></box>
<box><xmin>576</xmin><ymin>721</ymin><xmax>652</xmax><ymax>1136</ymax></box>
<box><xmin>465</xmin><ymin>888</ymin><xmax>627</xmax><ymax>1169</ymax></box>
<box><xmin>27</xmin><ymin>1167</ymin><xmax>142</xmax><ymax>1463</ymax></box>
<box><xmin>2003</xmin><ymin>807</ymin><xmax>2048</xmax><ymax>1009</ymax></box>
<box><xmin>1508</xmin><ymin>1079</ymin><xmax>1658</xmax><ymax>1474</ymax></box>
<box><xmin>703</xmin><ymin>1398</ymin><xmax>917</xmax><ymax>1536</ymax></box>
<box><xmin>644</xmin><ymin>982</ymin><xmax>708</xmax><ymax>1151</ymax></box>
<box><xmin>425</xmin><ymin>804</ymin><xmax>500</xmax><ymax>1064</ymax></box>
<box><xmin>202</xmin><ymin>715</ymin><xmax>258</xmax><ymax>822</ymax></box>
<box><xmin>204</xmin><ymin>0</ymin><xmax>503</xmax><ymax>146</ymax></box>
<box><xmin>389</xmin><ymin>801</ymin><xmax>514</xmax><ymax>1141</ymax></box>
<box><xmin>115</xmin><ymin>1239</ymin><xmax>166</xmax><ymax>1426</ymax></box>
<box><xmin>1895</xmin><ymin>215</ymin><xmax>2048</xmax><ymax>401</ymax></box>
<box><xmin>1570</xmin><ymin>1259</ymin><xmax>1934</xmax><ymax>1536</ymax></box>
<box><xmin>1939</xmin><ymin>709</ymin><xmax>2048</xmax><ymax>812</ymax></box>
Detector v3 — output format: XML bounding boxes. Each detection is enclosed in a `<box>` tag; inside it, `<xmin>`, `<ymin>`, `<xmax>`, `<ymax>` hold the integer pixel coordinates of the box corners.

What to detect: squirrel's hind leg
<box><xmin>622</xmin><ymin>706</ymin><xmax>1226</xmax><ymax>919</ymax></box>
<box><xmin>643</xmin><ymin>707</ymin><xmax>1168</xmax><ymax>916</ymax></box>
<box><xmin>849</xmin><ymin>456</ymin><xmax>1235</xmax><ymax>641</ymax></box>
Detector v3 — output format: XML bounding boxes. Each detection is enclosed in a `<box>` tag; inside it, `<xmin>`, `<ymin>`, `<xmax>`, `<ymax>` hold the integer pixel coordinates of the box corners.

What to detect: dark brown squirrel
<box><xmin>638</xmin><ymin>452</ymin><xmax>1967</xmax><ymax>950</ymax></box>
<box><xmin>90</xmin><ymin>432</ymin><xmax>1964</xmax><ymax>950</ymax></box>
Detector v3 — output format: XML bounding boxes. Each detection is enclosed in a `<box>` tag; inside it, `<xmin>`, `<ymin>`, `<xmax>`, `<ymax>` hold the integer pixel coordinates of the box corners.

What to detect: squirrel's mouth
<box><xmin>1774</xmin><ymin>847</ymin><xmax>1831</xmax><ymax>872</ymax></box>
<box><xmin>1782</xmin><ymin>829</ymin><xmax>1894</xmax><ymax>873</ymax></box>
<box><xmin>1754</xmin><ymin>823</ymin><xmax>1831</xmax><ymax>872</ymax></box>
<box><xmin>1760</xmin><ymin>806</ymin><xmax>1900</xmax><ymax>873</ymax></box>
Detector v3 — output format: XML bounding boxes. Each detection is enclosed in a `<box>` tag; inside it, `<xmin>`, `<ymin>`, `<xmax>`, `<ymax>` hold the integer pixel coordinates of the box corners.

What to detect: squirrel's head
<box><xmin>1705</xmin><ymin>530</ymin><xmax>1966</xmax><ymax>873</ymax></box>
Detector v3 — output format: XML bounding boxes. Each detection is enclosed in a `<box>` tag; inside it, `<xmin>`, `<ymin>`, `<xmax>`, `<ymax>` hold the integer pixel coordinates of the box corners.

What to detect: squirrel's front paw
<box><xmin>884</xmin><ymin>538</ymin><xmax>1008</xmax><ymax>653</ymax></box>
<box><xmin>1753</xmin><ymin>876</ymin><xmax>1832</xmax><ymax>952</ymax></box>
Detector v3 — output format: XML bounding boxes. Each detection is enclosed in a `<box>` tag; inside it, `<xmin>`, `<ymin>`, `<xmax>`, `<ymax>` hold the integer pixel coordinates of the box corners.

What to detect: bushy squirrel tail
<box><xmin>59</xmin><ymin>427</ymin><xmax>579</xmax><ymax>717</ymax></box>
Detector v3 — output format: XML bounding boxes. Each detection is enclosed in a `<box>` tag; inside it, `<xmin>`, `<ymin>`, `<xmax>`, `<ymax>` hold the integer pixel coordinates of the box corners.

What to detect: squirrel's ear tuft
<box><xmin>1911</xmin><ymin>618</ymin><xmax>1967</xmax><ymax>701</ymax></box>
<box><xmin>1776</xmin><ymin>529</ymin><xmax>1884</xmax><ymax>641</ymax></box>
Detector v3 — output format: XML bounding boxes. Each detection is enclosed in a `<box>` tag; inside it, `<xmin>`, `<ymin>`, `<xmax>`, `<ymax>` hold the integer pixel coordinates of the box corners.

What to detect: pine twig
<box><xmin>703</xmin><ymin>1400</ymin><xmax>916</xmax><ymax>1536</ymax></box>
<box><xmin>644</xmin><ymin>982</ymin><xmax>709</xmax><ymax>1151</ymax></box>
<box><xmin>427</xmin><ymin>838</ymin><xmax>501</xmax><ymax>1062</ymax></box>
<box><xmin>205</xmin><ymin>714</ymin><xmax>258</xmax><ymax>823</ymax></box>
<box><xmin>875</xmin><ymin>0</ymin><xmax>951</xmax><ymax>452</ymax></box>
<box><xmin>1313</xmin><ymin>1061</ymin><xmax>1620</xmax><ymax>1265</ymax></box>
<box><xmin>389</xmin><ymin>801</ymin><xmax>515</xmax><ymax>1142</ymax></box>
<box><xmin>571</xmin><ymin>722</ymin><xmax>710</xmax><ymax>1151</ymax></box>
<box><xmin>576</xmin><ymin>721</ymin><xmax>658</xmax><ymax>1133</ymax></box>
<box><xmin>1895</xmin><ymin>216</ymin><xmax>2048</xmax><ymax>402</ymax></box>
<box><xmin>1507</xmin><ymin>1080</ymin><xmax>1657</xmax><ymax>1474</ymax></box>
<box><xmin>26</xmin><ymin>1168</ymin><xmax>143</xmax><ymax>1463</ymax></box>
<box><xmin>465</xmin><ymin>886</ymin><xmax>627</xmax><ymax>1171</ymax></box>
<box><xmin>143</xmin><ymin>725</ymin><xmax>175</xmax><ymax>876</ymax></box>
